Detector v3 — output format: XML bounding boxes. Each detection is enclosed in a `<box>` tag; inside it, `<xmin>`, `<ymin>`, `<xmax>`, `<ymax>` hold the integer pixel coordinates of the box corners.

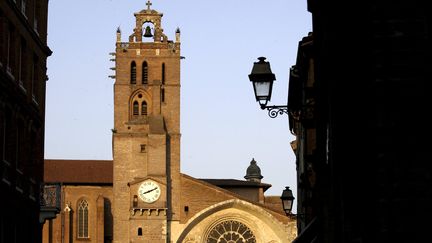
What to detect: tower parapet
<box><xmin>116</xmin><ymin>1</ymin><xmax>179</xmax><ymax>53</ymax></box>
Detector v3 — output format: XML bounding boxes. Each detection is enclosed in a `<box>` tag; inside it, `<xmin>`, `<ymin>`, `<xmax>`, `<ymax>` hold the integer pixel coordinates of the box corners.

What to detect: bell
<box><xmin>143</xmin><ymin>26</ymin><xmax>153</xmax><ymax>38</ymax></box>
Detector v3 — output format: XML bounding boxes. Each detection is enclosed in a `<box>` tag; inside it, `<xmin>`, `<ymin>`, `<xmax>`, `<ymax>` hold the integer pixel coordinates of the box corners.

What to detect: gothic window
<box><xmin>77</xmin><ymin>200</ymin><xmax>89</xmax><ymax>238</ymax></box>
<box><xmin>133</xmin><ymin>101</ymin><xmax>139</xmax><ymax>116</ymax></box>
<box><xmin>206</xmin><ymin>220</ymin><xmax>256</xmax><ymax>243</ymax></box>
<box><xmin>131</xmin><ymin>61</ymin><xmax>137</xmax><ymax>84</ymax></box>
<box><xmin>130</xmin><ymin>92</ymin><xmax>149</xmax><ymax>120</ymax></box>
<box><xmin>141</xmin><ymin>101</ymin><xmax>147</xmax><ymax>116</ymax></box>
<box><xmin>142</xmin><ymin>61</ymin><xmax>148</xmax><ymax>84</ymax></box>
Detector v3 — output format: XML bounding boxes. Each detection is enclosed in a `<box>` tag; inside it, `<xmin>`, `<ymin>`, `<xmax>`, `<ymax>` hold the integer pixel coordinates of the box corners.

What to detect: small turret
<box><xmin>175</xmin><ymin>27</ymin><xmax>181</xmax><ymax>43</ymax></box>
<box><xmin>116</xmin><ymin>27</ymin><xmax>121</xmax><ymax>42</ymax></box>
<box><xmin>244</xmin><ymin>158</ymin><xmax>263</xmax><ymax>182</ymax></box>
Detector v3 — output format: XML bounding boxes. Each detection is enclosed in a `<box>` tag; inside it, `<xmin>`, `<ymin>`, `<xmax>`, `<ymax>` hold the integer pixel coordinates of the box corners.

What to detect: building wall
<box><xmin>43</xmin><ymin>185</ymin><xmax>113</xmax><ymax>243</ymax></box>
<box><xmin>289</xmin><ymin>1</ymin><xmax>432</xmax><ymax>242</ymax></box>
<box><xmin>264</xmin><ymin>196</ymin><xmax>287</xmax><ymax>215</ymax></box>
<box><xmin>0</xmin><ymin>0</ymin><xmax>50</xmax><ymax>242</ymax></box>
<box><xmin>224</xmin><ymin>187</ymin><xmax>261</xmax><ymax>202</ymax></box>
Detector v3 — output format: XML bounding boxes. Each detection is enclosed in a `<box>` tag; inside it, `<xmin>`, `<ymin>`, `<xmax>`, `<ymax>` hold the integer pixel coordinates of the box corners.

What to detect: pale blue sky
<box><xmin>45</xmin><ymin>0</ymin><xmax>311</xmax><ymax>211</ymax></box>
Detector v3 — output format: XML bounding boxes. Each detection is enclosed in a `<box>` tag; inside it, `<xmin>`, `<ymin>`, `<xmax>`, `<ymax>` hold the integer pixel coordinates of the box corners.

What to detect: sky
<box><xmin>44</xmin><ymin>0</ymin><xmax>312</xmax><ymax>212</ymax></box>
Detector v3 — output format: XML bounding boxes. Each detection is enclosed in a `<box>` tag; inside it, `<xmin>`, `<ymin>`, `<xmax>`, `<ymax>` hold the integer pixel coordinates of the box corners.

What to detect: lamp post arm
<box><xmin>260</xmin><ymin>104</ymin><xmax>288</xmax><ymax>118</ymax></box>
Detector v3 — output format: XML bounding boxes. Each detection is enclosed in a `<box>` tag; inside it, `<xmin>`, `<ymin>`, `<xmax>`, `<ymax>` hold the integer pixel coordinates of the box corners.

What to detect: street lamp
<box><xmin>280</xmin><ymin>186</ymin><xmax>295</xmax><ymax>216</ymax></box>
<box><xmin>248</xmin><ymin>57</ymin><xmax>288</xmax><ymax>118</ymax></box>
<box><xmin>248</xmin><ymin>57</ymin><xmax>275</xmax><ymax>107</ymax></box>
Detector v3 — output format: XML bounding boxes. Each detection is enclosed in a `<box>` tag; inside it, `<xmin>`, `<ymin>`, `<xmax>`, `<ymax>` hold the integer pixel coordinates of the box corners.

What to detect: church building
<box><xmin>42</xmin><ymin>3</ymin><xmax>296</xmax><ymax>243</ymax></box>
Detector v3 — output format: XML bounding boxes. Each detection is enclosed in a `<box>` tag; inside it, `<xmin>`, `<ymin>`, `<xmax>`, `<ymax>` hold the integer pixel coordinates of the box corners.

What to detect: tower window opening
<box><xmin>138</xmin><ymin>227</ymin><xmax>143</xmax><ymax>236</ymax></box>
<box><xmin>161</xmin><ymin>63</ymin><xmax>165</xmax><ymax>102</ymax></box>
<box><xmin>133</xmin><ymin>195</ymin><xmax>138</xmax><ymax>207</ymax></box>
<box><xmin>161</xmin><ymin>63</ymin><xmax>165</xmax><ymax>84</ymax></box>
<box><xmin>133</xmin><ymin>101</ymin><xmax>139</xmax><ymax>116</ymax></box>
<box><xmin>140</xmin><ymin>144</ymin><xmax>146</xmax><ymax>153</ymax></box>
<box><xmin>131</xmin><ymin>61</ymin><xmax>137</xmax><ymax>84</ymax></box>
<box><xmin>131</xmin><ymin>92</ymin><xmax>149</xmax><ymax>119</ymax></box>
<box><xmin>141</xmin><ymin>101</ymin><xmax>148</xmax><ymax>116</ymax></box>
<box><xmin>142</xmin><ymin>62</ymin><xmax>148</xmax><ymax>84</ymax></box>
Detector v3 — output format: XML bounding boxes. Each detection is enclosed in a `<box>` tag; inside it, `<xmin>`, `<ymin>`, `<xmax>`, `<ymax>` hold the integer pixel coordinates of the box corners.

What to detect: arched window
<box><xmin>142</xmin><ymin>61</ymin><xmax>148</xmax><ymax>84</ymax></box>
<box><xmin>130</xmin><ymin>92</ymin><xmax>150</xmax><ymax>120</ymax></box>
<box><xmin>133</xmin><ymin>101</ymin><xmax>139</xmax><ymax>116</ymax></box>
<box><xmin>77</xmin><ymin>200</ymin><xmax>89</xmax><ymax>238</ymax></box>
<box><xmin>131</xmin><ymin>61</ymin><xmax>137</xmax><ymax>84</ymax></box>
<box><xmin>141</xmin><ymin>101</ymin><xmax>147</xmax><ymax>116</ymax></box>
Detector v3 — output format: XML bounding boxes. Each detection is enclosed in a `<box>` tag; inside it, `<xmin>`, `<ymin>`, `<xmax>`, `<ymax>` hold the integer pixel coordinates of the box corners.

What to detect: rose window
<box><xmin>206</xmin><ymin>220</ymin><xmax>256</xmax><ymax>243</ymax></box>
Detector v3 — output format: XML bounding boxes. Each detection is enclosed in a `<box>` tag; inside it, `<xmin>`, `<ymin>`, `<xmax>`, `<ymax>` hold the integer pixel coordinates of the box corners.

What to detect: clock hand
<box><xmin>143</xmin><ymin>187</ymin><xmax>157</xmax><ymax>194</ymax></box>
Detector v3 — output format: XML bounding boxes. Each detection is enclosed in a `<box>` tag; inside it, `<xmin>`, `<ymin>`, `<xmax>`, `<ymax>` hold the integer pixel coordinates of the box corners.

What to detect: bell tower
<box><xmin>112</xmin><ymin>1</ymin><xmax>181</xmax><ymax>242</ymax></box>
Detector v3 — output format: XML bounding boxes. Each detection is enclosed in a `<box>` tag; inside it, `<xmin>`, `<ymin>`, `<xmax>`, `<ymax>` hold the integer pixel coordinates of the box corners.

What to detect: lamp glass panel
<box><xmin>282</xmin><ymin>199</ymin><xmax>293</xmax><ymax>212</ymax></box>
<box><xmin>253</xmin><ymin>81</ymin><xmax>271</xmax><ymax>101</ymax></box>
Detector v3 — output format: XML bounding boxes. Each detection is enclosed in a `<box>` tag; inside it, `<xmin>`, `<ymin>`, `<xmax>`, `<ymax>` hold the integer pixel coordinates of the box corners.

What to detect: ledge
<box><xmin>130</xmin><ymin>207</ymin><xmax>167</xmax><ymax>216</ymax></box>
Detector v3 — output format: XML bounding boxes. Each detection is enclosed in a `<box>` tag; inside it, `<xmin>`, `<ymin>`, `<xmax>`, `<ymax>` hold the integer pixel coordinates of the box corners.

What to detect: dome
<box><xmin>244</xmin><ymin>158</ymin><xmax>263</xmax><ymax>182</ymax></box>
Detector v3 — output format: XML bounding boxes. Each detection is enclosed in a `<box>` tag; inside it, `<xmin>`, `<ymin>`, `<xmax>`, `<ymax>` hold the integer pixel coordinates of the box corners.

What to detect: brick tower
<box><xmin>112</xmin><ymin>2</ymin><xmax>181</xmax><ymax>242</ymax></box>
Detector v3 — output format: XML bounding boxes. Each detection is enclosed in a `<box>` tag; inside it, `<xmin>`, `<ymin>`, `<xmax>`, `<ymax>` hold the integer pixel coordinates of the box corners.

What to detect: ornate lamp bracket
<box><xmin>261</xmin><ymin>105</ymin><xmax>288</xmax><ymax>118</ymax></box>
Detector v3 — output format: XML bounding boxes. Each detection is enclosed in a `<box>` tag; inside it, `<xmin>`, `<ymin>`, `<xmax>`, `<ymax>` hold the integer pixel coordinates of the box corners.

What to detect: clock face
<box><xmin>138</xmin><ymin>180</ymin><xmax>161</xmax><ymax>203</ymax></box>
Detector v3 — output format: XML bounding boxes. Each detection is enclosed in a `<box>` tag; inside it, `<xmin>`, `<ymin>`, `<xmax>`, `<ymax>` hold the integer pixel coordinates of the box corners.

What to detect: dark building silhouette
<box><xmin>0</xmin><ymin>0</ymin><xmax>51</xmax><ymax>242</ymax></box>
<box><xmin>288</xmin><ymin>1</ymin><xmax>431</xmax><ymax>242</ymax></box>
